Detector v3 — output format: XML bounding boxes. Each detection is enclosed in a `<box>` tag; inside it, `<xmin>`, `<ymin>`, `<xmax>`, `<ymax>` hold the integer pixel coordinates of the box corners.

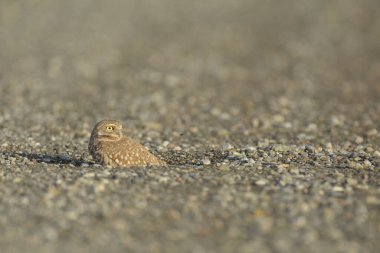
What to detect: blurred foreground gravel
<box><xmin>0</xmin><ymin>1</ymin><xmax>379</xmax><ymax>252</ymax></box>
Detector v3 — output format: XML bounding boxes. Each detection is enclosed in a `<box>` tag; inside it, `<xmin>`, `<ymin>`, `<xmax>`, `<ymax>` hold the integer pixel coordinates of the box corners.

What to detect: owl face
<box><xmin>91</xmin><ymin>120</ymin><xmax>123</xmax><ymax>141</ymax></box>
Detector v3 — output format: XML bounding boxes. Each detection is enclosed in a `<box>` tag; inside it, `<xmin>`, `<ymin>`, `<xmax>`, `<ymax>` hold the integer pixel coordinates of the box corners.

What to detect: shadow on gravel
<box><xmin>14</xmin><ymin>152</ymin><xmax>87</xmax><ymax>167</ymax></box>
<box><xmin>2</xmin><ymin>150</ymin><xmax>230</xmax><ymax>167</ymax></box>
<box><xmin>158</xmin><ymin>150</ymin><xmax>229</xmax><ymax>165</ymax></box>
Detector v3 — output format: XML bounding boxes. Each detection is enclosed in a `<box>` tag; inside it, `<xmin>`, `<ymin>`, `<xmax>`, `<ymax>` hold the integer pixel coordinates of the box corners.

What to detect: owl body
<box><xmin>89</xmin><ymin>120</ymin><xmax>166</xmax><ymax>167</ymax></box>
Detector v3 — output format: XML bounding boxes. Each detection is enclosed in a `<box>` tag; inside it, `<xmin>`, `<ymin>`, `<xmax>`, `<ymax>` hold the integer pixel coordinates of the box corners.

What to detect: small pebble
<box><xmin>220</xmin><ymin>143</ymin><xmax>234</xmax><ymax>151</ymax></box>
<box><xmin>355</xmin><ymin>136</ymin><xmax>364</xmax><ymax>144</ymax></box>
<box><xmin>202</xmin><ymin>158</ymin><xmax>211</xmax><ymax>165</ymax></box>
<box><xmin>255</xmin><ymin>179</ymin><xmax>267</xmax><ymax>186</ymax></box>
<box><xmin>332</xmin><ymin>186</ymin><xmax>344</xmax><ymax>192</ymax></box>
<box><xmin>366</xmin><ymin>129</ymin><xmax>377</xmax><ymax>136</ymax></box>
<box><xmin>83</xmin><ymin>172</ymin><xmax>96</xmax><ymax>178</ymax></box>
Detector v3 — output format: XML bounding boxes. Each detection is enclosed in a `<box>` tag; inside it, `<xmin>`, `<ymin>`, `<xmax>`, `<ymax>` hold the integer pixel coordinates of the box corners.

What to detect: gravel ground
<box><xmin>0</xmin><ymin>0</ymin><xmax>379</xmax><ymax>252</ymax></box>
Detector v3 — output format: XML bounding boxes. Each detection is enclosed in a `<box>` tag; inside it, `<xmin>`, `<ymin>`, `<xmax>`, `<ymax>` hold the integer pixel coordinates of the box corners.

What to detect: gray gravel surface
<box><xmin>0</xmin><ymin>0</ymin><xmax>379</xmax><ymax>252</ymax></box>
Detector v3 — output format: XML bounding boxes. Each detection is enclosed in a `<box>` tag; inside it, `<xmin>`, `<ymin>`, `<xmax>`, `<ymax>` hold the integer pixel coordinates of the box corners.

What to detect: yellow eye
<box><xmin>106</xmin><ymin>126</ymin><xmax>114</xmax><ymax>131</ymax></box>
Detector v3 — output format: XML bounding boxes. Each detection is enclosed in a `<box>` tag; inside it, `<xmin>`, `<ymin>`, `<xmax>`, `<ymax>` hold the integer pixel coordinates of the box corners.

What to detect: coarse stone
<box><xmin>0</xmin><ymin>1</ymin><xmax>379</xmax><ymax>253</ymax></box>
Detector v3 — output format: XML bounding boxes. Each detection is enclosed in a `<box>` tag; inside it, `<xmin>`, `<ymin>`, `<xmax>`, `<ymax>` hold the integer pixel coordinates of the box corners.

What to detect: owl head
<box><xmin>91</xmin><ymin>119</ymin><xmax>123</xmax><ymax>141</ymax></box>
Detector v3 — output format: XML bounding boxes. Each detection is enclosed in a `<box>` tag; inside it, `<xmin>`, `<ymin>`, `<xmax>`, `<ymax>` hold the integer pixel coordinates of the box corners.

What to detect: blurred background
<box><xmin>1</xmin><ymin>0</ymin><xmax>379</xmax><ymax>119</ymax></box>
<box><xmin>0</xmin><ymin>1</ymin><xmax>379</xmax><ymax>252</ymax></box>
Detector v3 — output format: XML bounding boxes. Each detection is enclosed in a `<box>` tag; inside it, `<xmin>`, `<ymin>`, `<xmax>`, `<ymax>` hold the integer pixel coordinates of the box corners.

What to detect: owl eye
<box><xmin>106</xmin><ymin>126</ymin><xmax>114</xmax><ymax>131</ymax></box>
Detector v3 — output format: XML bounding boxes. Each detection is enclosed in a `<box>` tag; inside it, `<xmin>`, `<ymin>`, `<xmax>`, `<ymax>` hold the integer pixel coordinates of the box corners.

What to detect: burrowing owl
<box><xmin>88</xmin><ymin>120</ymin><xmax>166</xmax><ymax>167</ymax></box>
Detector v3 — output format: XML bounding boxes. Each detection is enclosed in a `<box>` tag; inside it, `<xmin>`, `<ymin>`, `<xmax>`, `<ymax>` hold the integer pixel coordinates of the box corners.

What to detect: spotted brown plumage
<box><xmin>88</xmin><ymin>120</ymin><xmax>166</xmax><ymax>167</ymax></box>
